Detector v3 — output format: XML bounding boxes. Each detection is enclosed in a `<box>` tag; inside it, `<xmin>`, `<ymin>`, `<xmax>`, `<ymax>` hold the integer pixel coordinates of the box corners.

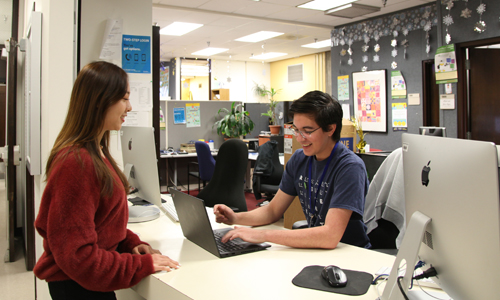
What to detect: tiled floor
<box><xmin>0</xmin><ymin>179</ymin><xmax>36</xmax><ymax>299</ymax></box>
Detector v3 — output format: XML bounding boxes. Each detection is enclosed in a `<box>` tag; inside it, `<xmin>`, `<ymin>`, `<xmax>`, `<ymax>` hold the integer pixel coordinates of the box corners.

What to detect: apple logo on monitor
<box><xmin>421</xmin><ymin>161</ymin><xmax>431</xmax><ymax>186</ymax></box>
<box><xmin>128</xmin><ymin>138</ymin><xmax>133</xmax><ymax>150</ymax></box>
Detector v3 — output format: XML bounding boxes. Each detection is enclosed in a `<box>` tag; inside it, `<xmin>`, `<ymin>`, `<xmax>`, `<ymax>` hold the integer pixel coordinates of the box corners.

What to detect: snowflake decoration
<box><xmin>393</xmin><ymin>30</ymin><xmax>399</xmax><ymax>37</ymax></box>
<box><xmin>422</xmin><ymin>11</ymin><xmax>431</xmax><ymax>19</ymax></box>
<box><xmin>340</xmin><ymin>39</ymin><xmax>346</xmax><ymax>46</ymax></box>
<box><xmin>426</xmin><ymin>44</ymin><xmax>431</xmax><ymax>54</ymax></box>
<box><xmin>364</xmin><ymin>36</ymin><xmax>370</xmax><ymax>44</ymax></box>
<box><xmin>348</xmin><ymin>39</ymin><xmax>353</xmax><ymax>46</ymax></box>
<box><xmin>391</xmin><ymin>61</ymin><xmax>398</xmax><ymax>69</ymax></box>
<box><xmin>461</xmin><ymin>8</ymin><xmax>472</xmax><ymax>18</ymax></box>
<box><xmin>443</xmin><ymin>15</ymin><xmax>454</xmax><ymax>26</ymax></box>
<box><xmin>347</xmin><ymin>48</ymin><xmax>353</xmax><ymax>56</ymax></box>
<box><xmin>446</xmin><ymin>33</ymin><xmax>452</xmax><ymax>44</ymax></box>
<box><xmin>374</xmin><ymin>44</ymin><xmax>381</xmax><ymax>52</ymax></box>
<box><xmin>373</xmin><ymin>54</ymin><xmax>380</xmax><ymax>62</ymax></box>
<box><xmin>392</xmin><ymin>49</ymin><xmax>398</xmax><ymax>57</ymax></box>
<box><xmin>362</xmin><ymin>55</ymin><xmax>369</xmax><ymax>63</ymax></box>
<box><xmin>348</xmin><ymin>58</ymin><xmax>353</xmax><ymax>66</ymax></box>
<box><xmin>424</xmin><ymin>21</ymin><xmax>432</xmax><ymax>32</ymax></box>
<box><xmin>403</xmin><ymin>28</ymin><xmax>409</xmax><ymax>36</ymax></box>
<box><xmin>477</xmin><ymin>3</ymin><xmax>486</xmax><ymax>15</ymax></box>
<box><xmin>362</xmin><ymin>66</ymin><xmax>368</xmax><ymax>72</ymax></box>
<box><xmin>340</xmin><ymin>49</ymin><xmax>347</xmax><ymax>56</ymax></box>
<box><xmin>391</xmin><ymin>39</ymin><xmax>398</xmax><ymax>47</ymax></box>
<box><xmin>474</xmin><ymin>21</ymin><xmax>486</xmax><ymax>33</ymax></box>
<box><xmin>393</xmin><ymin>18</ymin><xmax>400</xmax><ymax>26</ymax></box>
<box><xmin>362</xmin><ymin>44</ymin><xmax>369</xmax><ymax>52</ymax></box>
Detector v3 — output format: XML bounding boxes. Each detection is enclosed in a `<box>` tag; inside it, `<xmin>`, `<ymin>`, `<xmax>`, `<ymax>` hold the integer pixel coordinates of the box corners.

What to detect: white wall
<box><xmin>210</xmin><ymin>59</ymin><xmax>270</xmax><ymax>103</ymax></box>
<box><xmin>16</xmin><ymin>1</ymin><xmax>152</xmax><ymax>299</ymax></box>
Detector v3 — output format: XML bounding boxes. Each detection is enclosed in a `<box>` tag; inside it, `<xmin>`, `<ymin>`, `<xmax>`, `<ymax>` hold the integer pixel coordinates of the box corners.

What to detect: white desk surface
<box><xmin>127</xmin><ymin>208</ymin><xmax>399</xmax><ymax>300</ymax></box>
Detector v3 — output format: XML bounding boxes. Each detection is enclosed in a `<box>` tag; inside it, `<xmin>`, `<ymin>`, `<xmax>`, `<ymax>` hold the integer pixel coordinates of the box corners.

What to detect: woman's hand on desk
<box><xmin>214</xmin><ymin>204</ymin><xmax>237</xmax><ymax>225</ymax></box>
<box><xmin>132</xmin><ymin>244</ymin><xmax>180</xmax><ymax>272</ymax></box>
<box><xmin>221</xmin><ymin>227</ymin><xmax>266</xmax><ymax>244</ymax></box>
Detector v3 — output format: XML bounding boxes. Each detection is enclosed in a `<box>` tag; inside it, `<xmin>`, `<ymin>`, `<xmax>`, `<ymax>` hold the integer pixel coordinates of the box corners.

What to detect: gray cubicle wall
<box><xmin>166</xmin><ymin>100</ymin><xmax>235</xmax><ymax>150</ymax></box>
<box><xmin>245</xmin><ymin>103</ymin><xmax>269</xmax><ymax>139</ymax></box>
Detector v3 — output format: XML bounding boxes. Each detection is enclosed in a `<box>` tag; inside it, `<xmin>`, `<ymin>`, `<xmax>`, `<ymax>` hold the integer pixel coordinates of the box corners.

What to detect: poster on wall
<box><xmin>122</xmin><ymin>35</ymin><xmax>151</xmax><ymax>74</ymax></box>
<box><xmin>160</xmin><ymin>65</ymin><xmax>170</xmax><ymax>100</ymax></box>
<box><xmin>435</xmin><ymin>44</ymin><xmax>458</xmax><ymax>84</ymax></box>
<box><xmin>391</xmin><ymin>71</ymin><xmax>407</xmax><ymax>99</ymax></box>
<box><xmin>173</xmin><ymin>107</ymin><xmax>186</xmax><ymax>124</ymax></box>
<box><xmin>392</xmin><ymin>102</ymin><xmax>408</xmax><ymax>131</ymax></box>
<box><xmin>352</xmin><ymin>70</ymin><xmax>387</xmax><ymax>132</ymax></box>
<box><xmin>186</xmin><ymin>103</ymin><xmax>201</xmax><ymax>128</ymax></box>
<box><xmin>337</xmin><ymin>75</ymin><xmax>350</xmax><ymax>100</ymax></box>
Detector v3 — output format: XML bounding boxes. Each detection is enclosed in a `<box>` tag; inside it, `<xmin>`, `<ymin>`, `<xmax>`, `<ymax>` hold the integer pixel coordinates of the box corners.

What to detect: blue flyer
<box><xmin>122</xmin><ymin>35</ymin><xmax>151</xmax><ymax>74</ymax></box>
<box><xmin>173</xmin><ymin>107</ymin><xmax>186</xmax><ymax>124</ymax></box>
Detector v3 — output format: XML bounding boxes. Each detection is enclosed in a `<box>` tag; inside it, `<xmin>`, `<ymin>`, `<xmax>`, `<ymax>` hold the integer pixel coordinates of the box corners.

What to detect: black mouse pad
<box><xmin>292</xmin><ymin>265</ymin><xmax>374</xmax><ymax>296</ymax></box>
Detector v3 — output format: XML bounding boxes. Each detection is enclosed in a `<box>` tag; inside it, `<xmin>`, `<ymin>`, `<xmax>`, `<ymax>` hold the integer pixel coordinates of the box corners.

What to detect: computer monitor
<box><xmin>120</xmin><ymin>126</ymin><xmax>163</xmax><ymax>221</ymax></box>
<box><xmin>418</xmin><ymin>126</ymin><xmax>446</xmax><ymax>137</ymax></box>
<box><xmin>382</xmin><ymin>134</ymin><xmax>500</xmax><ymax>300</ymax></box>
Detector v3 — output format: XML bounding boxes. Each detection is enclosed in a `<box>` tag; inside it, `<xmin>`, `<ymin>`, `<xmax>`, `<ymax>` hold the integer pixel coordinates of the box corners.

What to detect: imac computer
<box><xmin>382</xmin><ymin>134</ymin><xmax>500</xmax><ymax>300</ymax></box>
<box><xmin>419</xmin><ymin>126</ymin><xmax>446</xmax><ymax>137</ymax></box>
<box><xmin>120</xmin><ymin>126</ymin><xmax>163</xmax><ymax>222</ymax></box>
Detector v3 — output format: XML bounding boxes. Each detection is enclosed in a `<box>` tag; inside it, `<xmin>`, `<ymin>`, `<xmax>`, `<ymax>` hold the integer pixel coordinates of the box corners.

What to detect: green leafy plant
<box><xmin>253</xmin><ymin>82</ymin><xmax>281</xmax><ymax>125</ymax></box>
<box><xmin>213</xmin><ymin>102</ymin><xmax>255</xmax><ymax>138</ymax></box>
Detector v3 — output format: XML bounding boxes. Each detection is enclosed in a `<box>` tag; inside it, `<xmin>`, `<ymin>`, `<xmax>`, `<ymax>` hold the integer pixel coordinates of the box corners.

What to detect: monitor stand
<box><xmin>128</xmin><ymin>205</ymin><xmax>160</xmax><ymax>223</ymax></box>
<box><xmin>381</xmin><ymin>211</ymin><xmax>431</xmax><ymax>300</ymax></box>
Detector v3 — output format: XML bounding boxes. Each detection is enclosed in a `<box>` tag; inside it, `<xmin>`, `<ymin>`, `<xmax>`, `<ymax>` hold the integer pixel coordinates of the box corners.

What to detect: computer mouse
<box><xmin>321</xmin><ymin>265</ymin><xmax>347</xmax><ymax>287</ymax></box>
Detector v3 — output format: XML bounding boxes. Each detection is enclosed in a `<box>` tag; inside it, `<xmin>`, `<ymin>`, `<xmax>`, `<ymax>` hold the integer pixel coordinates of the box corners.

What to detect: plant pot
<box><xmin>269</xmin><ymin>125</ymin><xmax>281</xmax><ymax>135</ymax></box>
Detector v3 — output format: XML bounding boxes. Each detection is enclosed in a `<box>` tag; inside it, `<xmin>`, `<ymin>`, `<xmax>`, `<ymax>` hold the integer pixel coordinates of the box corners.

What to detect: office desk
<box><xmin>125</xmin><ymin>210</ymin><xmax>398</xmax><ymax>300</ymax></box>
<box><xmin>161</xmin><ymin>152</ymin><xmax>217</xmax><ymax>188</ymax></box>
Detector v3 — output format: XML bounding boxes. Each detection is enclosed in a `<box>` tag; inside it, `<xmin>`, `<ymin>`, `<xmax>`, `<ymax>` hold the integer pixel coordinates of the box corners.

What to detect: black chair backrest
<box><xmin>254</xmin><ymin>140</ymin><xmax>283</xmax><ymax>185</ymax></box>
<box><xmin>197</xmin><ymin>139</ymin><xmax>248</xmax><ymax>212</ymax></box>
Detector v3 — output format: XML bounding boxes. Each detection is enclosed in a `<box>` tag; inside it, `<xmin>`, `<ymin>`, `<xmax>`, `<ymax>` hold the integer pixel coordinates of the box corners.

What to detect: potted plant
<box><xmin>213</xmin><ymin>102</ymin><xmax>255</xmax><ymax>139</ymax></box>
<box><xmin>253</xmin><ymin>82</ymin><xmax>281</xmax><ymax>135</ymax></box>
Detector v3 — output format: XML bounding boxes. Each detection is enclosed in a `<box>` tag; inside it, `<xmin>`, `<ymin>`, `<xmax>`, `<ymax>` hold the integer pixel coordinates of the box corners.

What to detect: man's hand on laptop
<box><xmin>214</xmin><ymin>204</ymin><xmax>236</xmax><ymax>225</ymax></box>
<box><xmin>221</xmin><ymin>226</ymin><xmax>266</xmax><ymax>244</ymax></box>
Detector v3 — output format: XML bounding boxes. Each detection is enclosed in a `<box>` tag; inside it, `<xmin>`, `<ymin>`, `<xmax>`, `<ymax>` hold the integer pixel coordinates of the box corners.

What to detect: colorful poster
<box><xmin>435</xmin><ymin>44</ymin><xmax>458</xmax><ymax>84</ymax></box>
<box><xmin>122</xmin><ymin>35</ymin><xmax>151</xmax><ymax>74</ymax></box>
<box><xmin>352</xmin><ymin>70</ymin><xmax>387</xmax><ymax>132</ymax></box>
<box><xmin>173</xmin><ymin>107</ymin><xmax>186</xmax><ymax>124</ymax></box>
<box><xmin>391</xmin><ymin>70</ymin><xmax>407</xmax><ymax>99</ymax></box>
<box><xmin>392</xmin><ymin>102</ymin><xmax>408</xmax><ymax>131</ymax></box>
<box><xmin>186</xmin><ymin>103</ymin><xmax>201</xmax><ymax>128</ymax></box>
<box><xmin>160</xmin><ymin>65</ymin><xmax>170</xmax><ymax>100</ymax></box>
<box><xmin>337</xmin><ymin>75</ymin><xmax>350</xmax><ymax>100</ymax></box>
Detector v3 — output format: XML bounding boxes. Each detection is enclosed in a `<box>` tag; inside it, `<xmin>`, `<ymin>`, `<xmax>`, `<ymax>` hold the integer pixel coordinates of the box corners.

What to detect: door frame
<box><xmin>456</xmin><ymin>36</ymin><xmax>500</xmax><ymax>139</ymax></box>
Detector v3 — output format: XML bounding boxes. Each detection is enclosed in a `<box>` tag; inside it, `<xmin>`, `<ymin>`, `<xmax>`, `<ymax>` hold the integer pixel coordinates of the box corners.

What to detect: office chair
<box><xmin>252</xmin><ymin>140</ymin><xmax>284</xmax><ymax>201</ymax></box>
<box><xmin>187</xmin><ymin>141</ymin><xmax>216</xmax><ymax>194</ymax></box>
<box><xmin>363</xmin><ymin>147</ymin><xmax>405</xmax><ymax>254</ymax></box>
<box><xmin>197</xmin><ymin>139</ymin><xmax>248</xmax><ymax>212</ymax></box>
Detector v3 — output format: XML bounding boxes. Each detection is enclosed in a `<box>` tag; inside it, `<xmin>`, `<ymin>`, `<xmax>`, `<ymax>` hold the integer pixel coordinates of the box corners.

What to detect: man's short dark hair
<box><xmin>289</xmin><ymin>91</ymin><xmax>343</xmax><ymax>141</ymax></box>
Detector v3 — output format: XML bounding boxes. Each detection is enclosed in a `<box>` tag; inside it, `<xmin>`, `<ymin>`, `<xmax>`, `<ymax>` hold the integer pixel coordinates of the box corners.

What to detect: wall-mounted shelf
<box><xmin>211</xmin><ymin>89</ymin><xmax>229</xmax><ymax>100</ymax></box>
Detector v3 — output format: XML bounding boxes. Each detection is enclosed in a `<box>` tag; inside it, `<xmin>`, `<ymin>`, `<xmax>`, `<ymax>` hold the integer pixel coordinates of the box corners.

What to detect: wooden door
<box><xmin>469</xmin><ymin>48</ymin><xmax>500</xmax><ymax>144</ymax></box>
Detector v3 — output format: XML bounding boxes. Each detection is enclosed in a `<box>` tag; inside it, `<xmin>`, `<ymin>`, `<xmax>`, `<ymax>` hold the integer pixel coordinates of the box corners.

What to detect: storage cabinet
<box><xmin>211</xmin><ymin>89</ymin><xmax>229</xmax><ymax>100</ymax></box>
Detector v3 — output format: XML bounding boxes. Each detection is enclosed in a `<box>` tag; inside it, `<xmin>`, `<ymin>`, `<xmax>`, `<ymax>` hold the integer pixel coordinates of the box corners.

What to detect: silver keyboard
<box><xmin>162</xmin><ymin>200</ymin><xmax>179</xmax><ymax>222</ymax></box>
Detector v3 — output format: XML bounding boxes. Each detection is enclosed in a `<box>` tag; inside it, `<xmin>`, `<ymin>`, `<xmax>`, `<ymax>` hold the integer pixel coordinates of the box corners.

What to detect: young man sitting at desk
<box><xmin>214</xmin><ymin>91</ymin><xmax>371</xmax><ymax>249</ymax></box>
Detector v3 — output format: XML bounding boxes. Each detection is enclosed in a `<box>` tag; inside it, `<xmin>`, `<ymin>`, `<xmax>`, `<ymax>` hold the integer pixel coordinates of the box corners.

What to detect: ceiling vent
<box><xmin>325</xmin><ymin>3</ymin><xmax>380</xmax><ymax>19</ymax></box>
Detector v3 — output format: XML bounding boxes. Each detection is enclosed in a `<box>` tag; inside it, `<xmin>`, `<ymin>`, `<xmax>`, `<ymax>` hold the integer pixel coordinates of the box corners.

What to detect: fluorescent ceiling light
<box><xmin>235</xmin><ymin>31</ymin><xmax>284</xmax><ymax>43</ymax></box>
<box><xmin>325</xmin><ymin>3</ymin><xmax>380</xmax><ymax>18</ymax></box>
<box><xmin>298</xmin><ymin>0</ymin><xmax>357</xmax><ymax>11</ymax></box>
<box><xmin>302</xmin><ymin>39</ymin><xmax>331</xmax><ymax>48</ymax></box>
<box><xmin>160</xmin><ymin>22</ymin><xmax>203</xmax><ymax>36</ymax></box>
<box><xmin>250</xmin><ymin>52</ymin><xmax>287</xmax><ymax>60</ymax></box>
<box><xmin>191</xmin><ymin>47</ymin><xmax>228</xmax><ymax>56</ymax></box>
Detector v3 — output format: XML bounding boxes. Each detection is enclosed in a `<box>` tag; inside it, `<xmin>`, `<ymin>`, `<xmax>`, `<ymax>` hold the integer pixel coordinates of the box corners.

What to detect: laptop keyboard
<box><xmin>161</xmin><ymin>200</ymin><xmax>179</xmax><ymax>222</ymax></box>
<box><xmin>214</xmin><ymin>231</ymin><xmax>247</xmax><ymax>253</ymax></box>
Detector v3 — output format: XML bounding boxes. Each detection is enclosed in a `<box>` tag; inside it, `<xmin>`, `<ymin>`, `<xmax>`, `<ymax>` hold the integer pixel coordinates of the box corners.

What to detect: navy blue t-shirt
<box><xmin>279</xmin><ymin>142</ymin><xmax>371</xmax><ymax>248</ymax></box>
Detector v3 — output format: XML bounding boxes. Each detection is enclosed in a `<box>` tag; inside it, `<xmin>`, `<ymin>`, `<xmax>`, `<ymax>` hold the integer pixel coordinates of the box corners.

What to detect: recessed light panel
<box><xmin>298</xmin><ymin>0</ymin><xmax>357</xmax><ymax>11</ymax></box>
<box><xmin>250</xmin><ymin>52</ymin><xmax>287</xmax><ymax>60</ymax></box>
<box><xmin>191</xmin><ymin>47</ymin><xmax>229</xmax><ymax>56</ymax></box>
<box><xmin>301</xmin><ymin>39</ymin><xmax>332</xmax><ymax>49</ymax></box>
<box><xmin>160</xmin><ymin>22</ymin><xmax>203</xmax><ymax>36</ymax></box>
<box><xmin>236</xmin><ymin>31</ymin><xmax>284</xmax><ymax>43</ymax></box>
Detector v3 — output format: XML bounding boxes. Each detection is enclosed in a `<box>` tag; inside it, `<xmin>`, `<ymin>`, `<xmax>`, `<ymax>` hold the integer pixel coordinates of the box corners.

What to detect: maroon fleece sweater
<box><xmin>34</xmin><ymin>148</ymin><xmax>155</xmax><ymax>292</ymax></box>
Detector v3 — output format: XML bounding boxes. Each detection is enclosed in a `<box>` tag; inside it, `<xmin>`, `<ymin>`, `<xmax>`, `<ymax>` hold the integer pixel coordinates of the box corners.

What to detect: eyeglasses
<box><xmin>290</xmin><ymin>126</ymin><xmax>321</xmax><ymax>139</ymax></box>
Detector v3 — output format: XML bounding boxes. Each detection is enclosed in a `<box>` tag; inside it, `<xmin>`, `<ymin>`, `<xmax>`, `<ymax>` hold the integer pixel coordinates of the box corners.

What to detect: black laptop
<box><xmin>169</xmin><ymin>188</ymin><xmax>271</xmax><ymax>258</ymax></box>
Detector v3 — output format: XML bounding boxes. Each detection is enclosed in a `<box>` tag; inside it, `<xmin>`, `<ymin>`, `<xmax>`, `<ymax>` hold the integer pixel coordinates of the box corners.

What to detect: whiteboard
<box><xmin>24</xmin><ymin>12</ymin><xmax>42</xmax><ymax>175</ymax></box>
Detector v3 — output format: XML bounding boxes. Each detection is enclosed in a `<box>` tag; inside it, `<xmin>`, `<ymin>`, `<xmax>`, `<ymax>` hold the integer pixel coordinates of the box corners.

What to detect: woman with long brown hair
<box><xmin>34</xmin><ymin>61</ymin><xmax>179</xmax><ymax>300</ymax></box>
